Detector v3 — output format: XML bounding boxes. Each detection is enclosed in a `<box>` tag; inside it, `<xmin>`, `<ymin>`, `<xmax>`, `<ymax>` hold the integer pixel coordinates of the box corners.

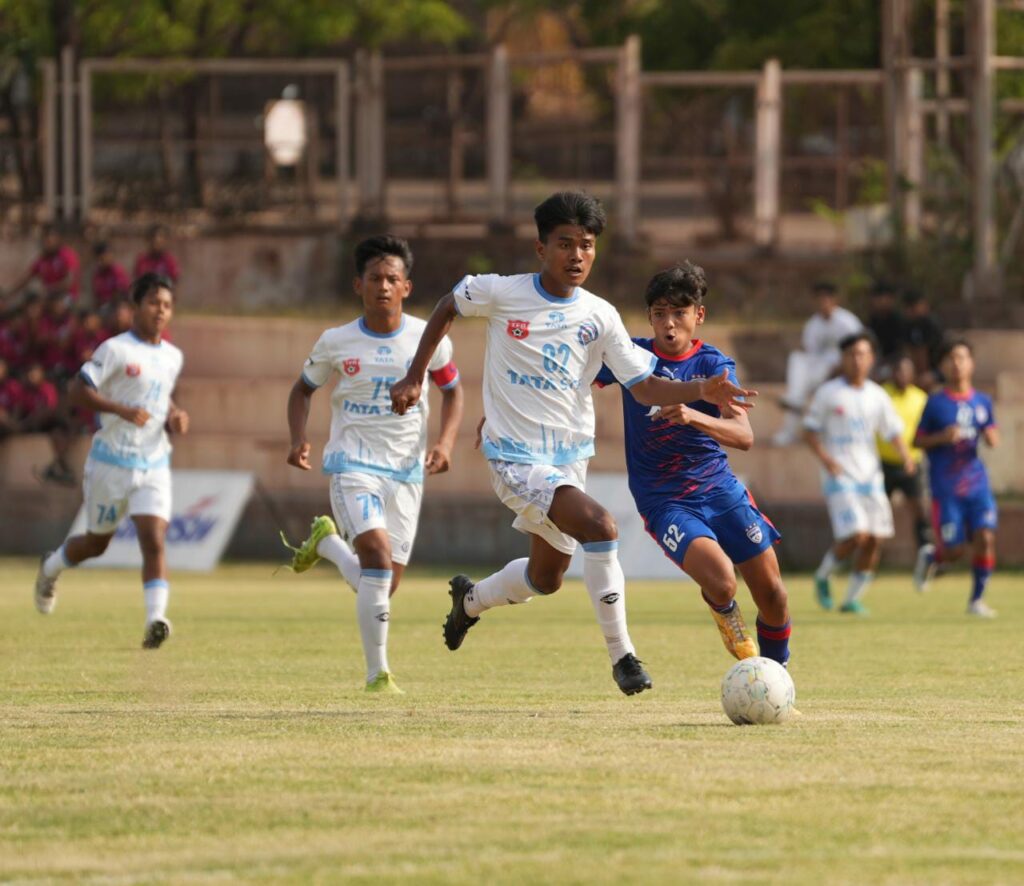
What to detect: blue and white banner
<box><xmin>69</xmin><ymin>470</ymin><xmax>254</xmax><ymax>572</ymax></box>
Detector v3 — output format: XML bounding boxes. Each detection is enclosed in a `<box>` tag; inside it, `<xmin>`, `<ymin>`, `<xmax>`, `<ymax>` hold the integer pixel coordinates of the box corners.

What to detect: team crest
<box><xmin>577</xmin><ymin>320</ymin><xmax>599</xmax><ymax>346</ymax></box>
<box><xmin>342</xmin><ymin>357</ymin><xmax>360</xmax><ymax>376</ymax></box>
<box><xmin>745</xmin><ymin>523</ymin><xmax>763</xmax><ymax>544</ymax></box>
<box><xmin>125</xmin><ymin>363</ymin><xmax>141</xmax><ymax>377</ymax></box>
<box><xmin>507</xmin><ymin>319</ymin><xmax>530</xmax><ymax>339</ymax></box>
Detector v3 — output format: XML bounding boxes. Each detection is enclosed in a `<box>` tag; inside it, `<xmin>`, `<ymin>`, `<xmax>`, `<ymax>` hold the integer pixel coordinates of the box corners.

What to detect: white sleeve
<box><xmin>301</xmin><ymin>332</ymin><xmax>333</xmax><ymax>388</ymax></box>
<box><xmin>801</xmin><ymin>316</ymin><xmax>820</xmax><ymax>354</ymax></box>
<box><xmin>80</xmin><ymin>338</ymin><xmax>117</xmax><ymax>389</ymax></box>
<box><xmin>803</xmin><ymin>385</ymin><xmax>829</xmax><ymax>431</ymax></box>
<box><xmin>840</xmin><ymin>308</ymin><xmax>864</xmax><ymax>337</ymax></box>
<box><xmin>600</xmin><ymin>308</ymin><xmax>656</xmax><ymax>390</ymax></box>
<box><xmin>452</xmin><ymin>274</ymin><xmax>501</xmax><ymax>318</ymax></box>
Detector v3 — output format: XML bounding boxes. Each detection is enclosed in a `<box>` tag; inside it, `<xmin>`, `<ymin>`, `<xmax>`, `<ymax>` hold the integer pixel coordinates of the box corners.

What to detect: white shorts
<box><xmin>488</xmin><ymin>459</ymin><xmax>588</xmax><ymax>555</ymax></box>
<box><xmin>825</xmin><ymin>483</ymin><xmax>895</xmax><ymax>541</ymax></box>
<box><xmin>83</xmin><ymin>457</ymin><xmax>172</xmax><ymax>534</ymax></box>
<box><xmin>328</xmin><ymin>472</ymin><xmax>423</xmax><ymax>566</ymax></box>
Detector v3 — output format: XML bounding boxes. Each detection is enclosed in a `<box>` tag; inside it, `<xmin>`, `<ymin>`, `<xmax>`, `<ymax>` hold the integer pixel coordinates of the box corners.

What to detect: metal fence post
<box><xmin>78</xmin><ymin>61</ymin><xmax>92</xmax><ymax>221</ymax></box>
<box><xmin>335</xmin><ymin>62</ymin><xmax>350</xmax><ymax>231</ymax></box>
<box><xmin>755</xmin><ymin>58</ymin><xmax>781</xmax><ymax>250</ymax></box>
<box><xmin>41</xmin><ymin>60</ymin><xmax>57</xmax><ymax>221</ymax></box>
<box><xmin>60</xmin><ymin>45</ymin><xmax>75</xmax><ymax>221</ymax></box>
<box><xmin>487</xmin><ymin>44</ymin><xmax>511</xmax><ymax>227</ymax></box>
<box><xmin>615</xmin><ymin>35</ymin><xmax>641</xmax><ymax>246</ymax></box>
<box><xmin>903</xmin><ymin>67</ymin><xmax>923</xmax><ymax>239</ymax></box>
<box><xmin>971</xmin><ymin>0</ymin><xmax>996</xmax><ymax>297</ymax></box>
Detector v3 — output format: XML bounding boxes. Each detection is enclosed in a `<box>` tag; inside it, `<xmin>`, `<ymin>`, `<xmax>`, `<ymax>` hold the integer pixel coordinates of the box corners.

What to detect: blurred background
<box><xmin>1</xmin><ymin>0</ymin><xmax>1022</xmax><ymax>570</ymax></box>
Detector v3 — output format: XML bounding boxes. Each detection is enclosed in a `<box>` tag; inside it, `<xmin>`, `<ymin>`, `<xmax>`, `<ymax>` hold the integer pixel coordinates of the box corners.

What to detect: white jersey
<box><xmin>79</xmin><ymin>331</ymin><xmax>184</xmax><ymax>469</ymax></box>
<box><xmin>302</xmin><ymin>315</ymin><xmax>457</xmax><ymax>484</ymax></box>
<box><xmin>801</xmin><ymin>306</ymin><xmax>863</xmax><ymax>359</ymax></box>
<box><xmin>453</xmin><ymin>273</ymin><xmax>656</xmax><ymax>465</ymax></box>
<box><xmin>804</xmin><ymin>377</ymin><xmax>903</xmax><ymax>490</ymax></box>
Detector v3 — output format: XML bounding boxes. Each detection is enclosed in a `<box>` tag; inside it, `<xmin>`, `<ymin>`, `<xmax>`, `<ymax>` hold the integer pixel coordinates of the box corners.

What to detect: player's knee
<box><xmin>85</xmin><ymin>533</ymin><xmax>113</xmax><ymax>557</ymax></box>
<box><xmin>354</xmin><ymin>533</ymin><xmax>391</xmax><ymax>571</ymax></box>
<box><xmin>528</xmin><ymin>567</ymin><xmax>564</xmax><ymax>595</ymax></box>
<box><xmin>704</xmin><ymin>569</ymin><xmax>737</xmax><ymax>604</ymax></box>
<box><xmin>582</xmin><ymin>510</ymin><xmax>618</xmax><ymax>544</ymax></box>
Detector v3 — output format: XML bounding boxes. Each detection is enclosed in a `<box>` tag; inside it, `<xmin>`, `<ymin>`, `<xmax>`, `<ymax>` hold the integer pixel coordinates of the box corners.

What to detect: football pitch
<box><xmin>2</xmin><ymin>560</ymin><xmax>1022</xmax><ymax>884</ymax></box>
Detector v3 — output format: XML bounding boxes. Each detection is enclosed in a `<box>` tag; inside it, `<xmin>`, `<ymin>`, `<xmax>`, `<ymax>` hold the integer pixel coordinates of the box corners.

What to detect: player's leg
<box><xmin>840</xmin><ymin>532</ymin><xmax>879</xmax><ymax>614</ymax></box>
<box><xmin>548</xmin><ymin>484</ymin><xmax>651</xmax><ymax>694</ymax></box>
<box><xmin>965</xmin><ymin>491</ymin><xmax>998</xmax><ymax>617</ymax></box>
<box><xmin>736</xmin><ymin>547</ymin><xmax>792</xmax><ymax>667</ymax></box>
<box><xmin>35</xmin><ymin>460</ymin><xmax>126</xmax><ymax>613</ymax></box>
<box><xmin>916</xmin><ymin>496</ymin><xmax>966</xmax><ymax>592</ymax></box>
<box><xmin>681</xmin><ymin>537</ymin><xmax>757</xmax><ymax>661</ymax></box>
<box><xmin>132</xmin><ymin>514</ymin><xmax>173</xmax><ymax>648</ymax></box>
<box><xmin>815</xmin><ymin>487</ymin><xmax>864</xmax><ymax>610</ymax></box>
<box><xmin>902</xmin><ymin>469</ymin><xmax>930</xmax><ymax>550</ymax></box>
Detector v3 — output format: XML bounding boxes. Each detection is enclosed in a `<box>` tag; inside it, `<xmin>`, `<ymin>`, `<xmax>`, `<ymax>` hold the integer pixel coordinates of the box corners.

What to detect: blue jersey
<box><xmin>915</xmin><ymin>388</ymin><xmax>995</xmax><ymax>499</ymax></box>
<box><xmin>595</xmin><ymin>338</ymin><xmax>742</xmax><ymax>514</ymax></box>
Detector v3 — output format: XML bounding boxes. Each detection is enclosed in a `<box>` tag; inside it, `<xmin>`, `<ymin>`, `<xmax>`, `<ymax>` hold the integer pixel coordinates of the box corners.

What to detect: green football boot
<box><xmin>814</xmin><ymin>575</ymin><xmax>833</xmax><ymax>611</ymax></box>
<box><xmin>365</xmin><ymin>672</ymin><xmax>404</xmax><ymax>695</ymax></box>
<box><xmin>838</xmin><ymin>599</ymin><xmax>869</xmax><ymax>616</ymax></box>
<box><xmin>280</xmin><ymin>515</ymin><xmax>339</xmax><ymax>573</ymax></box>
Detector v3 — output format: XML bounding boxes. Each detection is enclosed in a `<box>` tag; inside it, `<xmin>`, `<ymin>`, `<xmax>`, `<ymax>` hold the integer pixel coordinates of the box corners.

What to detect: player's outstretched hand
<box><xmin>167</xmin><ymin>408</ymin><xmax>189</xmax><ymax>435</ymax></box>
<box><xmin>119</xmin><ymin>405</ymin><xmax>151</xmax><ymax>427</ymax></box>
<box><xmin>390</xmin><ymin>375</ymin><xmax>422</xmax><ymax>416</ymax></box>
<box><xmin>287</xmin><ymin>441</ymin><xmax>312</xmax><ymax>471</ymax></box>
<box><xmin>658</xmin><ymin>404</ymin><xmax>692</xmax><ymax>426</ymax></box>
<box><xmin>425</xmin><ymin>444</ymin><xmax>452</xmax><ymax>475</ymax></box>
<box><xmin>699</xmin><ymin>370</ymin><xmax>756</xmax><ymax>411</ymax></box>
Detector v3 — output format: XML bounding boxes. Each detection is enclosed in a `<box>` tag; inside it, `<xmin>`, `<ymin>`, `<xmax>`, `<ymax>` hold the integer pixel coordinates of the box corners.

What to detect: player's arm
<box><xmin>888</xmin><ymin>432</ymin><xmax>916</xmax><ymax>474</ymax></box>
<box><xmin>67</xmin><ymin>375</ymin><xmax>149</xmax><ymax>426</ymax></box>
<box><xmin>286</xmin><ymin>376</ymin><xmax>317</xmax><ymax>471</ymax></box>
<box><xmin>803</xmin><ymin>428</ymin><xmax>843</xmax><ymax>477</ymax></box>
<box><xmin>914</xmin><ymin>424</ymin><xmax>960</xmax><ymax>449</ymax></box>
<box><xmin>982</xmin><ymin>425</ymin><xmax>999</xmax><ymax>447</ymax></box>
<box><xmin>629</xmin><ymin>371</ymin><xmax>756</xmax><ymax>412</ymax></box>
<box><xmin>658</xmin><ymin>402</ymin><xmax>753</xmax><ymax>450</ymax></box>
<box><xmin>166</xmin><ymin>393</ymin><xmax>189</xmax><ymax>435</ymax></box>
<box><xmin>391</xmin><ymin>292</ymin><xmax>458</xmax><ymax>415</ymax></box>
<box><xmin>426</xmin><ymin>381</ymin><xmax>464</xmax><ymax>475</ymax></box>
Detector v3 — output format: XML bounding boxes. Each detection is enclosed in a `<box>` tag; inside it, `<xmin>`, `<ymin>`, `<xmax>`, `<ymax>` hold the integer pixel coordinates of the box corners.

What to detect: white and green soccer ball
<box><xmin>721</xmin><ymin>656</ymin><xmax>796</xmax><ymax>725</ymax></box>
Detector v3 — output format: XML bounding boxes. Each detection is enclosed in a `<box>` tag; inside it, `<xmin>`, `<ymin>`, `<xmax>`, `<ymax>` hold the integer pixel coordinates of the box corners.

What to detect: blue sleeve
<box><xmin>594</xmin><ymin>363</ymin><xmax>617</xmax><ymax>388</ymax></box>
<box><xmin>915</xmin><ymin>396</ymin><xmax>940</xmax><ymax>438</ymax></box>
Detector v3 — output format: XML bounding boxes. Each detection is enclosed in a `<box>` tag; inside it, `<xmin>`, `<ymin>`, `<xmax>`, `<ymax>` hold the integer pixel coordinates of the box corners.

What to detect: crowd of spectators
<box><xmin>0</xmin><ymin>223</ymin><xmax>180</xmax><ymax>485</ymax></box>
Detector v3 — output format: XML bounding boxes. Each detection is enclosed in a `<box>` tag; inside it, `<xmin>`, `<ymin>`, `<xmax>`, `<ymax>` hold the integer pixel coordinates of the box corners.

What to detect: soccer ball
<box><xmin>720</xmin><ymin>657</ymin><xmax>796</xmax><ymax>725</ymax></box>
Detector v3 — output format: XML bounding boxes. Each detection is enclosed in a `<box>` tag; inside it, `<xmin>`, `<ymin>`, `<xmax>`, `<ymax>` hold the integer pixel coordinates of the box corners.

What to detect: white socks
<box><xmin>816</xmin><ymin>548</ymin><xmax>839</xmax><ymax>581</ymax></box>
<box><xmin>582</xmin><ymin>541</ymin><xmax>634</xmax><ymax>664</ymax></box>
<box><xmin>317</xmin><ymin>533</ymin><xmax>361</xmax><ymax>591</ymax></box>
<box><xmin>357</xmin><ymin>569</ymin><xmax>391</xmax><ymax>681</ymax></box>
<box><xmin>143</xmin><ymin>578</ymin><xmax>169</xmax><ymax>623</ymax></box>
<box><xmin>42</xmin><ymin>544</ymin><xmax>72</xmax><ymax>580</ymax></box>
<box><xmin>464</xmin><ymin>558</ymin><xmax>534</xmax><ymax>617</ymax></box>
<box><xmin>845</xmin><ymin>570</ymin><xmax>873</xmax><ymax>605</ymax></box>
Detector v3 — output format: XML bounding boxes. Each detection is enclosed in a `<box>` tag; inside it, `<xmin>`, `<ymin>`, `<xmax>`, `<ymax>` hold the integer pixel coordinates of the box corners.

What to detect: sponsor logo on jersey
<box><xmin>745</xmin><ymin>522</ymin><xmax>763</xmax><ymax>544</ymax></box>
<box><xmin>577</xmin><ymin>319</ymin><xmax>598</xmax><ymax>346</ymax></box>
<box><xmin>343</xmin><ymin>357</ymin><xmax>360</xmax><ymax>376</ymax></box>
<box><xmin>125</xmin><ymin>363</ymin><xmax>141</xmax><ymax>377</ymax></box>
<box><xmin>507</xmin><ymin>319</ymin><xmax>530</xmax><ymax>339</ymax></box>
<box><xmin>975</xmin><ymin>405</ymin><xmax>988</xmax><ymax>424</ymax></box>
<box><xmin>374</xmin><ymin>345</ymin><xmax>392</xmax><ymax>363</ymax></box>
<box><xmin>546</xmin><ymin>310</ymin><xmax>568</xmax><ymax>329</ymax></box>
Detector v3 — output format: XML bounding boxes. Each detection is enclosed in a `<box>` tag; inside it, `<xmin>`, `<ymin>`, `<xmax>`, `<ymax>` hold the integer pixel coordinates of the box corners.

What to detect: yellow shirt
<box><xmin>877</xmin><ymin>381</ymin><xmax>927</xmax><ymax>465</ymax></box>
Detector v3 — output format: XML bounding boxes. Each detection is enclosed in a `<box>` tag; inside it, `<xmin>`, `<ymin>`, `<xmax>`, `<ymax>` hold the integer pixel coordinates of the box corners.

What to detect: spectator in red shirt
<box><xmin>107</xmin><ymin>299</ymin><xmax>134</xmax><ymax>336</ymax></box>
<box><xmin>8</xmin><ymin>224</ymin><xmax>81</xmax><ymax>301</ymax></box>
<box><xmin>69</xmin><ymin>307</ymin><xmax>108</xmax><ymax>367</ymax></box>
<box><xmin>18</xmin><ymin>361</ymin><xmax>74</xmax><ymax>485</ymax></box>
<box><xmin>90</xmin><ymin>241</ymin><xmax>130</xmax><ymax>308</ymax></box>
<box><xmin>5</xmin><ymin>293</ymin><xmax>45</xmax><ymax>373</ymax></box>
<box><xmin>0</xmin><ymin>357</ymin><xmax>23</xmax><ymax>439</ymax></box>
<box><xmin>38</xmin><ymin>293</ymin><xmax>79</xmax><ymax>382</ymax></box>
<box><xmin>133</xmin><ymin>224</ymin><xmax>180</xmax><ymax>283</ymax></box>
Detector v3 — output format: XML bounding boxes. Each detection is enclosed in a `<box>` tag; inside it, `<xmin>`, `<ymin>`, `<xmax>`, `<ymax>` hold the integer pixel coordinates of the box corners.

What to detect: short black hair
<box><xmin>938</xmin><ymin>337</ymin><xmax>972</xmax><ymax>362</ymax></box>
<box><xmin>534</xmin><ymin>191</ymin><xmax>606</xmax><ymax>242</ymax></box>
<box><xmin>354</xmin><ymin>235</ymin><xmax>413</xmax><ymax>277</ymax></box>
<box><xmin>839</xmin><ymin>330</ymin><xmax>876</xmax><ymax>353</ymax></box>
<box><xmin>131</xmin><ymin>272</ymin><xmax>173</xmax><ymax>304</ymax></box>
<box><xmin>870</xmin><ymin>280</ymin><xmax>896</xmax><ymax>297</ymax></box>
<box><xmin>644</xmin><ymin>261</ymin><xmax>707</xmax><ymax>309</ymax></box>
<box><xmin>93</xmin><ymin>241</ymin><xmax>110</xmax><ymax>257</ymax></box>
<box><xmin>812</xmin><ymin>280</ymin><xmax>838</xmax><ymax>296</ymax></box>
<box><xmin>902</xmin><ymin>288</ymin><xmax>926</xmax><ymax>307</ymax></box>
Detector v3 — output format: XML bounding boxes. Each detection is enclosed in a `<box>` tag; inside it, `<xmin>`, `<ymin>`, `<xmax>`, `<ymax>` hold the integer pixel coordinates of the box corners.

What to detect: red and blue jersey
<box><xmin>915</xmin><ymin>388</ymin><xmax>995</xmax><ymax>499</ymax></box>
<box><xmin>595</xmin><ymin>338</ymin><xmax>742</xmax><ymax>514</ymax></box>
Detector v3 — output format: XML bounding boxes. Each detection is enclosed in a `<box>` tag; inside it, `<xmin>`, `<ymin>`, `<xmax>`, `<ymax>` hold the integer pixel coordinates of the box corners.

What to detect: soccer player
<box><xmin>282</xmin><ymin>235</ymin><xmax>464</xmax><ymax>694</ymax></box>
<box><xmin>912</xmin><ymin>340</ymin><xmax>999</xmax><ymax>617</ymax></box>
<box><xmin>389</xmin><ymin>191</ymin><xmax>754</xmax><ymax>696</ymax></box>
<box><xmin>805</xmin><ymin>332</ymin><xmax>915</xmax><ymax>615</ymax></box>
<box><xmin>33</xmin><ymin>273</ymin><xmax>188</xmax><ymax>648</ymax></box>
<box><xmin>594</xmin><ymin>262</ymin><xmax>792</xmax><ymax>666</ymax></box>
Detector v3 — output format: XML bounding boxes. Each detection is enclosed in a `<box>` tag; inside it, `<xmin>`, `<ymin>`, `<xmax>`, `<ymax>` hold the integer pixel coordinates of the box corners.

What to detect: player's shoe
<box><xmin>708</xmin><ymin>602</ymin><xmax>758</xmax><ymax>660</ymax></box>
<box><xmin>612</xmin><ymin>653</ymin><xmax>652</xmax><ymax>696</ymax></box>
<box><xmin>142</xmin><ymin>618</ymin><xmax>172</xmax><ymax>649</ymax></box>
<box><xmin>443</xmin><ymin>575</ymin><xmax>480</xmax><ymax>651</ymax></box>
<box><xmin>34</xmin><ymin>553</ymin><xmax>58</xmax><ymax>614</ymax></box>
<box><xmin>966</xmin><ymin>600</ymin><xmax>997</xmax><ymax>618</ymax></box>
<box><xmin>814</xmin><ymin>575</ymin><xmax>833</xmax><ymax>610</ymax></box>
<box><xmin>280</xmin><ymin>515</ymin><xmax>338</xmax><ymax>573</ymax></box>
<box><xmin>838</xmin><ymin>600</ymin><xmax>869</xmax><ymax>616</ymax></box>
<box><xmin>365</xmin><ymin>672</ymin><xmax>404</xmax><ymax>694</ymax></box>
<box><xmin>913</xmin><ymin>543</ymin><xmax>938</xmax><ymax>593</ymax></box>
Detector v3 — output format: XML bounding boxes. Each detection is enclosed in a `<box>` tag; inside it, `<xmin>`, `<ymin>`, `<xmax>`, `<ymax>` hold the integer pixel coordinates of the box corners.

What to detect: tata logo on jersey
<box><xmin>507</xmin><ymin>319</ymin><xmax>530</xmax><ymax>339</ymax></box>
<box><xmin>545</xmin><ymin>311</ymin><xmax>568</xmax><ymax>329</ymax></box>
<box><xmin>374</xmin><ymin>346</ymin><xmax>392</xmax><ymax>363</ymax></box>
<box><xmin>343</xmin><ymin>358</ymin><xmax>360</xmax><ymax>376</ymax></box>
<box><xmin>125</xmin><ymin>363</ymin><xmax>142</xmax><ymax>377</ymax></box>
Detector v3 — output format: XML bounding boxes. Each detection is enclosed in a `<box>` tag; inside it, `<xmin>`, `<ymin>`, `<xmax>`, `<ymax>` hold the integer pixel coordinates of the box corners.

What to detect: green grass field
<box><xmin>2</xmin><ymin>560</ymin><xmax>1023</xmax><ymax>884</ymax></box>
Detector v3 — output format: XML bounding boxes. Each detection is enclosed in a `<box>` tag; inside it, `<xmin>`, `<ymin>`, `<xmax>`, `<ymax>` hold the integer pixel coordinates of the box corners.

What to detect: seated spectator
<box><xmin>0</xmin><ymin>357</ymin><xmax>22</xmax><ymax>439</ymax></box>
<box><xmin>107</xmin><ymin>299</ymin><xmax>134</xmax><ymax>336</ymax></box>
<box><xmin>38</xmin><ymin>293</ymin><xmax>79</xmax><ymax>384</ymax></box>
<box><xmin>6</xmin><ymin>292</ymin><xmax>45</xmax><ymax>374</ymax></box>
<box><xmin>7</xmin><ymin>224</ymin><xmax>81</xmax><ymax>301</ymax></box>
<box><xmin>69</xmin><ymin>307</ymin><xmax>108</xmax><ymax>367</ymax></box>
<box><xmin>91</xmin><ymin>241</ymin><xmax>130</xmax><ymax>308</ymax></box>
<box><xmin>772</xmin><ymin>281</ymin><xmax>864</xmax><ymax>446</ymax></box>
<box><xmin>866</xmin><ymin>280</ymin><xmax>908</xmax><ymax>364</ymax></box>
<box><xmin>134</xmin><ymin>224</ymin><xmax>180</xmax><ymax>283</ymax></box>
<box><xmin>879</xmin><ymin>353</ymin><xmax>930</xmax><ymax>549</ymax></box>
<box><xmin>17</xmin><ymin>361</ymin><xmax>75</xmax><ymax>485</ymax></box>
<box><xmin>903</xmin><ymin>290</ymin><xmax>945</xmax><ymax>389</ymax></box>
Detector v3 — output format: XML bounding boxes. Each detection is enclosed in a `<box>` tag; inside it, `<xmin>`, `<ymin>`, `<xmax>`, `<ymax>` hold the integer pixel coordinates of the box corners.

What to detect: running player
<box><xmin>594</xmin><ymin>262</ymin><xmax>791</xmax><ymax>666</ymax></box>
<box><xmin>805</xmin><ymin>332</ymin><xmax>916</xmax><ymax>615</ymax></box>
<box><xmin>389</xmin><ymin>191</ymin><xmax>754</xmax><ymax>696</ymax></box>
<box><xmin>282</xmin><ymin>235</ymin><xmax>464</xmax><ymax>693</ymax></box>
<box><xmin>33</xmin><ymin>273</ymin><xmax>187</xmax><ymax>648</ymax></box>
<box><xmin>912</xmin><ymin>340</ymin><xmax>999</xmax><ymax>616</ymax></box>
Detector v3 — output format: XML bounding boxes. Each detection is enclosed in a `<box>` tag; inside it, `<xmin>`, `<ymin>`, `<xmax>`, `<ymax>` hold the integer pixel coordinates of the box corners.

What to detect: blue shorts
<box><xmin>931</xmin><ymin>488</ymin><xmax>998</xmax><ymax>550</ymax></box>
<box><xmin>642</xmin><ymin>483</ymin><xmax>781</xmax><ymax>569</ymax></box>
